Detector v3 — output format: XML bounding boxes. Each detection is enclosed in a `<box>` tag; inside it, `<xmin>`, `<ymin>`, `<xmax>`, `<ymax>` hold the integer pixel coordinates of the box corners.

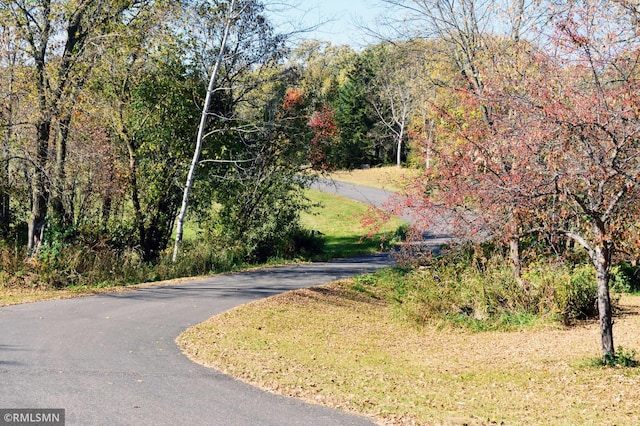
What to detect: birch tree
<box><xmin>172</xmin><ymin>0</ymin><xmax>236</xmax><ymax>262</ymax></box>
<box><xmin>172</xmin><ymin>0</ymin><xmax>297</xmax><ymax>262</ymax></box>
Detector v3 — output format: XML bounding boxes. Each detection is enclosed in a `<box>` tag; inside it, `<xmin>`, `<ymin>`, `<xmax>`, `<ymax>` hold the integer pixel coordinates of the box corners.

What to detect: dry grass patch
<box><xmin>0</xmin><ymin>273</ymin><xmax>226</xmax><ymax>307</ymax></box>
<box><xmin>328</xmin><ymin>167</ymin><xmax>418</xmax><ymax>193</ymax></box>
<box><xmin>0</xmin><ymin>285</ymin><xmax>138</xmax><ymax>307</ymax></box>
<box><xmin>177</xmin><ymin>282</ymin><xmax>640</xmax><ymax>425</ymax></box>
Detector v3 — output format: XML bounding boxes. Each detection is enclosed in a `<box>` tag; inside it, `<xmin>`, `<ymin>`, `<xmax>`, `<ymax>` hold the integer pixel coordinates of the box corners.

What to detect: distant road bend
<box><xmin>1</xmin><ymin>181</ymin><xmax>410</xmax><ymax>426</ymax></box>
<box><xmin>312</xmin><ymin>177</ymin><xmax>455</xmax><ymax>249</ymax></box>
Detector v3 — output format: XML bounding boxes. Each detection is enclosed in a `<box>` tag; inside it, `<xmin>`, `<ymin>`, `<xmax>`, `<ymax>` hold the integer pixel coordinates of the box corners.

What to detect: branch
<box><xmin>559</xmin><ymin>229</ymin><xmax>594</xmax><ymax>257</ymax></box>
<box><xmin>602</xmin><ymin>183</ymin><xmax>629</xmax><ymax>223</ymax></box>
<box><xmin>198</xmin><ymin>158</ymin><xmax>257</xmax><ymax>164</ymax></box>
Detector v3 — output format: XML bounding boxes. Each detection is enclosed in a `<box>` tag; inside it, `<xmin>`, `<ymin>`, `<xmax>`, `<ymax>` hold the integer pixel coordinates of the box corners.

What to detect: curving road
<box><xmin>1</xmin><ymin>255</ymin><xmax>393</xmax><ymax>425</ymax></box>
<box><xmin>1</xmin><ymin>181</ymin><xmax>403</xmax><ymax>426</ymax></box>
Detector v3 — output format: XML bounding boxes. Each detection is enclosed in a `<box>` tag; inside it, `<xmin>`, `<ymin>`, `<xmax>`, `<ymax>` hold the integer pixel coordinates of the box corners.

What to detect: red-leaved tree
<box><xmin>399</xmin><ymin>0</ymin><xmax>640</xmax><ymax>359</ymax></box>
<box><xmin>307</xmin><ymin>103</ymin><xmax>340</xmax><ymax>170</ymax></box>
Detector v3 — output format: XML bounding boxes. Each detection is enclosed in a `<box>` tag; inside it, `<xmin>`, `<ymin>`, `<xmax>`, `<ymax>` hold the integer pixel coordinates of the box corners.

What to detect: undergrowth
<box><xmin>352</xmin><ymin>244</ymin><xmax>601</xmax><ymax>331</ymax></box>
<box><xmin>0</xmin><ymin>235</ymin><xmax>320</xmax><ymax>290</ymax></box>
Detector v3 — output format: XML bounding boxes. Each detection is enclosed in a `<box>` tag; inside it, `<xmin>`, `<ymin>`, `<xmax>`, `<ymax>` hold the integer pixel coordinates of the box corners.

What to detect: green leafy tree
<box><xmin>206</xmin><ymin>83</ymin><xmax>313</xmax><ymax>261</ymax></box>
<box><xmin>173</xmin><ymin>0</ymin><xmax>313</xmax><ymax>262</ymax></box>
<box><xmin>108</xmin><ymin>53</ymin><xmax>203</xmax><ymax>262</ymax></box>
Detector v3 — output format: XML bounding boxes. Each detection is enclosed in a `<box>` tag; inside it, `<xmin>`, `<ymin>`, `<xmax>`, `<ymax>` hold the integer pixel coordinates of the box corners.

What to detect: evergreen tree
<box><xmin>330</xmin><ymin>53</ymin><xmax>378</xmax><ymax>168</ymax></box>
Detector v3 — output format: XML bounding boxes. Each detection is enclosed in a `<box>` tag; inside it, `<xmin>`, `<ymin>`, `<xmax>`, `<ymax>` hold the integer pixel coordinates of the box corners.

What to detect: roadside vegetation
<box><xmin>0</xmin><ymin>189</ymin><xmax>404</xmax><ymax>306</ymax></box>
<box><xmin>301</xmin><ymin>189</ymin><xmax>406</xmax><ymax>259</ymax></box>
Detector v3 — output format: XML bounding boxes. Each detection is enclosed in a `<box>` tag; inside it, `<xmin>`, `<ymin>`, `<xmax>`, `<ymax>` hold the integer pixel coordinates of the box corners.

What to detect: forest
<box><xmin>2</xmin><ymin>0</ymin><xmax>640</xmax><ymax>359</ymax></box>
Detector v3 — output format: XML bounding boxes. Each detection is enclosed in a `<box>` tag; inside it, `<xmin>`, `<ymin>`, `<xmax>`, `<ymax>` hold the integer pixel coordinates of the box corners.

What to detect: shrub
<box><xmin>524</xmin><ymin>262</ymin><xmax>598</xmax><ymax>324</ymax></box>
<box><xmin>357</xmin><ymin>244</ymin><xmax>600</xmax><ymax>330</ymax></box>
<box><xmin>599</xmin><ymin>346</ymin><xmax>639</xmax><ymax>368</ymax></box>
<box><xmin>610</xmin><ymin>263</ymin><xmax>640</xmax><ymax>293</ymax></box>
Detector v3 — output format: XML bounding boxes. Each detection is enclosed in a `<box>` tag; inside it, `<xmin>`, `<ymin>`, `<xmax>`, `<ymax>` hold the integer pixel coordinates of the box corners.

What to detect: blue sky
<box><xmin>271</xmin><ymin>0</ymin><xmax>388</xmax><ymax>48</ymax></box>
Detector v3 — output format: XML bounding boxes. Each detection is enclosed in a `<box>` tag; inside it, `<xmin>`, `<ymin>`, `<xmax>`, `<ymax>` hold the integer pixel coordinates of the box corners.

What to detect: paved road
<box><xmin>2</xmin><ymin>179</ymin><xmax>443</xmax><ymax>425</ymax></box>
<box><xmin>1</xmin><ymin>254</ymin><xmax>393</xmax><ymax>425</ymax></box>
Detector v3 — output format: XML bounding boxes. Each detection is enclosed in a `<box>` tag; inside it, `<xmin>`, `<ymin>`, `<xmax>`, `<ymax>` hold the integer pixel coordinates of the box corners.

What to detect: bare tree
<box><xmin>370</xmin><ymin>44</ymin><xmax>420</xmax><ymax>167</ymax></box>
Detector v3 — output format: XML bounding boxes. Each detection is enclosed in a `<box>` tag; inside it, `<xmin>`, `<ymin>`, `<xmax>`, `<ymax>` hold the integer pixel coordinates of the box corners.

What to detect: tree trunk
<box><xmin>509</xmin><ymin>237</ymin><xmax>522</xmax><ymax>279</ymax></box>
<box><xmin>50</xmin><ymin>114</ymin><xmax>72</xmax><ymax>230</ymax></box>
<box><xmin>28</xmin><ymin>9</ymin><xmax>51</xmax><ymax>256</ymax></box>
<box><xmin>594</xmin><ymin>244</ymin><xmax>614</xmax><ymax>358</ymax></box>
<box><xmin>125</xmin><ymin>137</ymin><xmax>146</xmax><ymax>255</ymax></box>
<box><xmin>425</xmin><ymin>118</ymin><xmax>434</xmax><ymax>169</ymax></box>
<box><xmin>1</xmin><ymin>142</ymin><xmax>10</xmax><ymax>239</ymax></box>
<box><xmin>396</xmin><ymin>122</ymin><xmax>404</xmax><ymax>167</ymax></box>
<box><xmin>0</xmin><ymin>153</ymin><xmax>9</xmax><ymax>236</ymax></box>
<box><xmin>1</xmin><ymin>52</ymin><xmax>16</xmax><ymax>238</ymax></box>
<box><xmin>0</xmin><ymin>191</ymin><xmax>8</xmax><ymax>237</ymax></box>
<box><xmin>28</xmin><ymin>117</ymin><xmax>51</xmax><ymax>255</ymax></box>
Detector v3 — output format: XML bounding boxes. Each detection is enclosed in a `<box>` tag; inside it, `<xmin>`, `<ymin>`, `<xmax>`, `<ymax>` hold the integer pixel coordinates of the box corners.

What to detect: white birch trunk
<box><xmin>172</xmin><ymin>0</ymin><xmax>236</xmax><ymax>263</ymax></box>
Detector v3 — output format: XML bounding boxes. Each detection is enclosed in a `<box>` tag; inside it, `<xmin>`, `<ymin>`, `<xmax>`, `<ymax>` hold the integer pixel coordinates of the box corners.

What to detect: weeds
<box><xmin>353</xmin><ymin>245</ymin><xmax>600</xmax><ymax>330</ymax></box>
<box><xmin>0</xmin><ymin>238</ymin><xmax>271</xmax><ymax>290</ymax></box>
<box><xmin>589</xmin><ymin>346</ymin><xmax>640</xmax><ymax>368</ymax></box>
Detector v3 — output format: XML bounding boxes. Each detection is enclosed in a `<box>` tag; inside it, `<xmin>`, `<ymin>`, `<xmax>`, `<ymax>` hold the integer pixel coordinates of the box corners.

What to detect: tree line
<box><xmin>0</xmin><ymin>0</ymin><xmax>312</xmax><ymax>266</ymax></box>
<box><xmin>2</xmin><ymin>0</ymin><xmax>640</xmax><ymax>360</ymax></box>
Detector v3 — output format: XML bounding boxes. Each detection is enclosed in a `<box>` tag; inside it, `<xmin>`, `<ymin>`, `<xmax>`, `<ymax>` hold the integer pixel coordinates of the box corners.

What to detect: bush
<box><xmin>356</xmin><ymin>244</ymin><xmax>600</xmax><ymax>330</ymax></box>
<box><xmin>610</xmin><ymin>263</ymin><xmax>640</xmax><ymax>293</ymax></box>
<box><xmin>524</xmin><ymin>262</ymin><xmax>598</xmax><ymax>324</ymax></box>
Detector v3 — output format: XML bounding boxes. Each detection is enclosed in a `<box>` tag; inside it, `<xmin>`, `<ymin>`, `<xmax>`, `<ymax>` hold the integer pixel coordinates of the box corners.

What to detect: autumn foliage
<box><xmin>307</xmin><ymin>103</ymin><xmax>340</xmax><ymax>170</ymax></box>
<box><xmin>398</xmin><ymin>1</ymin><xmax>640</xmax><ymax>357</ymax></box>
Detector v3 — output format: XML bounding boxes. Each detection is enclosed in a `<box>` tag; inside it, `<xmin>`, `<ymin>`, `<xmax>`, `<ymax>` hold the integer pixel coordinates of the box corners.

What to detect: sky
<box><xmin>271</xmin><ymin>0</ymin><xmax>389</xmax><ymax>48</ymax></box>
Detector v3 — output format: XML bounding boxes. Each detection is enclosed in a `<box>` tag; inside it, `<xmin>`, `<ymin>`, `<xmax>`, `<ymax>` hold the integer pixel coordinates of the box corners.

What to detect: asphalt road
<box><xmin>1</xmin><ymin>180</ymin><xmax>406</xmax><ymax>425</ymax></box>
<box><xmin>1</xmin><ymin>255</ymin><xmax>393</xmax><ymax>425</ymax></box>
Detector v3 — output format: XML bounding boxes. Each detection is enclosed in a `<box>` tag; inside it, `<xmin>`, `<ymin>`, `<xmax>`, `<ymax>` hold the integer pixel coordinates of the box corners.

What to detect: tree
<box><xmin>307</xmin><ymin>102</ymin><xmax>340</xmax><ymax>170</ymax></box>
<box><xmin>0</xmin><ymin>0</ymin><xmax>155</xmax><ymax>254</ymax></box>
<box><xmin>172</xmin><ymin>0</ymin><xmax>307</xmax><ymax>262</ymax></box>
<box><xmin>331</xmin><ymin>51</ymin><xmax>378</xmax><ymax>168</ymax></box>
<box><xmin>370</xmin><ymin>42</ymin><xmax>429</xmax><ymax>167</ymax></box>
<box><xmin>0</xmin><ymin>24</ymin><xmax>22</xmax><ymax>238</ymax></box>
<box><xmin>290</xmin><ymin>41</ymin><xmax>357</xmax><ymax>169</ymax></box>
<box><xmin>210</xmin><ymin>84</ymin><xmax>313</xmax><ymax>261</ymax></box>
<box><xmin>98</xmin><ymin>39</ymin><xmax>203</xmax><ymax>262</ymax></box>
<box><xmin>397</xmin><ymin>0</ymin><xmax>640</xmax><ymax>359</ymax></box>
<box><xmin>172</xmin><ymin>0</ymin><xmax>235</xmax><ymax>263</ymax></box>
<box><xmin>291</xmin><ymin>40</ymin><xmax>355</xmax><ymax>108</ymax></box>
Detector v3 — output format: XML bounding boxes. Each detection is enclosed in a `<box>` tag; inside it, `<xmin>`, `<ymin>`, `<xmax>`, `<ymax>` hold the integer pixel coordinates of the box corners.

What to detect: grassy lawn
<box><xmin>177</xmin><ymin>278</ymin><xmax>640</xmax><ymax>425</ymax></box>
<box><xmin>301</xmin><ymin>189</ymin><xmax>406</xmax><ymax>259</ymax></box>
<box><xmin>326</xmin><ymin>166</ymin><xmax>419</xmax><ymax>193</ymax></box>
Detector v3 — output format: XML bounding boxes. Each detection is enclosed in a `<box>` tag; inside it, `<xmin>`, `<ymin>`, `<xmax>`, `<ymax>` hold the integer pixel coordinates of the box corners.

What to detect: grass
<box><xmin>326</xmin><ymin>166</ymin><xmax>419</xmax><ymax>193</ymax></box>
<box><xmin>177</xmin><ymin>278</ymin><xmax>640</xmax><ymax>425</ymax></box>
<box><xmin>0</xmin><ymin>282</ymin><xmax>142</xmax><ymax>307</ymax></box>
<box><xmin>301</xmin><ymin>189</ymin><xmax>406</xmax><ymax>259</ymax></box>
